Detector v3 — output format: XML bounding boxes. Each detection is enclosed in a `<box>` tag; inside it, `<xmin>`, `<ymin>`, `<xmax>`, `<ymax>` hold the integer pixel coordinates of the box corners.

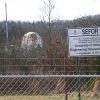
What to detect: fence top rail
<box><xmin>0</xmin><ymin>74</ymin><xmax>100</xmax><ymax>78</ymax></box>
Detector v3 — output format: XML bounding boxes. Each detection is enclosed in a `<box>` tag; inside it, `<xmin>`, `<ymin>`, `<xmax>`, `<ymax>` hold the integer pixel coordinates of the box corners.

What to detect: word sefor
<box><xmin>82</xmin><ymin>28</ymin><xmax>98</xmax><ymax>34</ymax></box>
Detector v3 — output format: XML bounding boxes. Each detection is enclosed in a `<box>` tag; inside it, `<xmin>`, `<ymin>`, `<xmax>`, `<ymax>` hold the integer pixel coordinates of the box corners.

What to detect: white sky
<box><xmin>0</xmin><ymin>0</ymin><xmax>100</xmax><ymax>22</ymax></box>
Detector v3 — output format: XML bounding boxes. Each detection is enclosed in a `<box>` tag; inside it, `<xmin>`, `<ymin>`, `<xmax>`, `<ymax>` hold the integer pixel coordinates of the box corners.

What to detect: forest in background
<box><xmin>0</xmin><ymin>15</ymin><xmax>100</xmax><ymax>74</ymax></box>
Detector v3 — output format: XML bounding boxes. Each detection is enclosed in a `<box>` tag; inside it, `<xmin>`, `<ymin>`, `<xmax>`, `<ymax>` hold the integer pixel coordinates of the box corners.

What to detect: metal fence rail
<box><xmin>0</xmin><ymin>75</ymin><xmax>99</xmax><ymax>100</ymax></box>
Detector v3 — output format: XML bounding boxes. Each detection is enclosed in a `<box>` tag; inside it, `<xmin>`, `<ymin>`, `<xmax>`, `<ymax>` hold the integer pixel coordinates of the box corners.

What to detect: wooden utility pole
<box><xmin>5</xmin><ymin>3</ymin><xmax>8</xmax><ymax>44</ymax></box>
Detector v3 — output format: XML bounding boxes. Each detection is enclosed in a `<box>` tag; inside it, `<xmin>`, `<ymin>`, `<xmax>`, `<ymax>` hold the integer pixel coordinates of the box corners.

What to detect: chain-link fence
<box><xmin>0</xmin><ymin>75</ymin><xmax>99</xmax><ymax>100</ymax></box>
<box><xmin>0</xmin><ymin>46</ymin><xmax>100</xmax><ymax>100</ymax></box>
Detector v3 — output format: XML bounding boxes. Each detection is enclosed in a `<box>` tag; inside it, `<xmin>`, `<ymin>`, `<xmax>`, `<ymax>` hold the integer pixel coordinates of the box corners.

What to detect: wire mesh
<box><xmin>0</xmin><ymin>75</ymin><xmax>99</xmax><ymax>100</ymax></box>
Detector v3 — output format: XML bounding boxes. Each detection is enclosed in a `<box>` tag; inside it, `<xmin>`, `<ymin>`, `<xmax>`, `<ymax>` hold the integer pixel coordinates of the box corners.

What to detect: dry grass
<box><xmin>69</xmin><ymin>92</ymin><xmax>100</xmax><ymax>100</ymax></box>
<box><xmin>0</xmin><ymin>95</ymin><xmax>65</xmax><ymax>100</ymax></box>
<box><xmin>0</xmin><ymin>93</ymin><xmax>100</xmax><ymax>100</ymax></box>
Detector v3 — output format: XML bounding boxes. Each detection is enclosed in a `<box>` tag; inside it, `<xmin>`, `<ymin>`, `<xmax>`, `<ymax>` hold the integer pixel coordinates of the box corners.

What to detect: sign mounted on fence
<box><xmin>68</xmin><ymin>27</ymin><xmax>100</xmax><ymax>57</ymax></box>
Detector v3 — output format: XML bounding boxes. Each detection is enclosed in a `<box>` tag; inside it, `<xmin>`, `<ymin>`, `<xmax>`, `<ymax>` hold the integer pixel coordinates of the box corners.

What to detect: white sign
<box><xmin>68</xmin><ymin>28</ymin><xmax>100</xmax><ymax>57</ymax></box>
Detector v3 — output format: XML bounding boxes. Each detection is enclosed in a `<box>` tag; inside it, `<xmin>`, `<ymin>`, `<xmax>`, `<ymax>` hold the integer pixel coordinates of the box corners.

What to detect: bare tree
<box><xmin>40</xmin><ymin>0</ymin><xmax>56</xmax><ymax>64</ymax></box>
<box><xmin>40</xmin><ymin>0</ymin><xmax>55</xmax><ymax>24</ymax></box>
<box><xmin>40</xmin><ymin>0</ymin><xmax>74</xmax><ymax>75</ymax></box>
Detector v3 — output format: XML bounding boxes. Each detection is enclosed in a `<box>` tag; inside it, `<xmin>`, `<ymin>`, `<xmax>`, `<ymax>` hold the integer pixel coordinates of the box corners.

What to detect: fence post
<box><xmin>76</xmin><ymin>57</ymin><xmax>81</xmax><ymax>100</ymax></box>
<box><xmin>64</xmin><ymin>50</ymin><xmax>68</xmax><ymax>100</ymax></box>
<box><xmin>65</xmin><ymin>77</ymin><xmax>68</xmax><ymax>100</ymax></box>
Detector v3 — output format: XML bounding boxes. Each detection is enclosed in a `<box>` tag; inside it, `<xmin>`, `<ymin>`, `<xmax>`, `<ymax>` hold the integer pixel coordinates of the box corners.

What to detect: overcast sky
<box><xmin>0</xmin><ymin>0</ymin><xmax>100</xmax><ymax>22</ymax></box>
